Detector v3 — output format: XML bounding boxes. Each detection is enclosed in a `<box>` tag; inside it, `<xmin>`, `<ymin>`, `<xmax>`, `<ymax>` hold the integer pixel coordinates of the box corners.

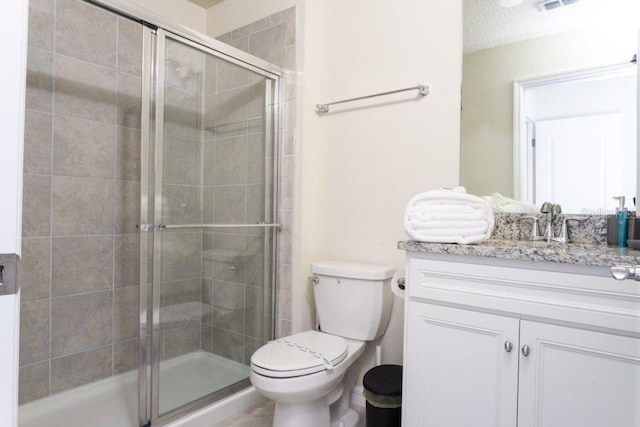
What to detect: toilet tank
<box><xmin>311</xmin><ymin>261</ymin><xmax>395</xmax><ymax>341</ymax></box>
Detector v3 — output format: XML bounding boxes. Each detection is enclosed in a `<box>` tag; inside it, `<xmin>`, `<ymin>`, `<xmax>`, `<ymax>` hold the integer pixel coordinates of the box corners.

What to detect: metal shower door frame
<box><xmin>139</xmin><ymin>27</ymin><xmax>282</xmax><ymax>427</ymax></box>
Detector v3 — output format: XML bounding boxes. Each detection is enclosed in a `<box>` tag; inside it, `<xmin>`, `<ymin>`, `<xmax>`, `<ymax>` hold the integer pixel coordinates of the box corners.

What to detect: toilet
<box><xmin>250</xmin><ymin>261</ymin><xmax>395</xmax><ymax>427</ymax></box>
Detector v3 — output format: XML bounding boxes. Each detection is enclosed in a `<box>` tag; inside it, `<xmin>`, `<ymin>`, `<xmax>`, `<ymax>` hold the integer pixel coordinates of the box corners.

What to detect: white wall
<box><xmin>127</xmin><ymin>0</ymin><xmax>207</xmax><ymax>33</ymax></box>
<box><xmin>461</xmin><ymin>25</ymin><xmax>638</xmax><ymax>198</ymax></box>
<box><xmin>208</xmin><ymin>0</ymin><xmax>462</xmax><ymax>384</ymax></box>
<box><xmin>300</xmin><ymin>0</ymin><xmax>462</xmax><ymax>381</ymax></box>
<box><xmin>206</xmin><ymin>0</ymin><xmax>301</xmax><ymax>36</ymax></box>
<box><xmin>0</xmin><ymin>0</ymin><xmax>28</xmax><ymax>424</ymax></box>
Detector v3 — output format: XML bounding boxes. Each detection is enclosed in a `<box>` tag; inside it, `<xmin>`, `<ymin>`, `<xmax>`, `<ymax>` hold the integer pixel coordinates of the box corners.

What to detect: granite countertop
<box><xmin>398</xmin><ymin>239</ymin><xmax>640</xmax><ymax>268</ymax></box>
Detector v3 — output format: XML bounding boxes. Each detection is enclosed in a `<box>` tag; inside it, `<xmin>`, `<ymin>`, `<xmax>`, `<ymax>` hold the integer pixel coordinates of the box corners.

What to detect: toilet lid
<box><xmin>251</xmin><ymin>330</ymin><xmax>348</xmax><ymax>378</ymax></box>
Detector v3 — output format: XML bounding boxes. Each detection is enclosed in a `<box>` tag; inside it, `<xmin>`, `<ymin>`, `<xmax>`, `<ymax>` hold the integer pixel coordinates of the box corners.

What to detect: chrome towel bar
<box><xmin>316</xmin><ymin>84</ymin><xmax>430</xmax><ymax>113</ymax></box>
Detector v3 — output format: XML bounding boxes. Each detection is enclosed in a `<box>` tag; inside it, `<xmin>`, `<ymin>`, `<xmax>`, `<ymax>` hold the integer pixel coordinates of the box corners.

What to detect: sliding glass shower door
<box><xmin>140</xmin><ymin>29</ymin><xmax>279</xmax><ymax>425</ymax></box>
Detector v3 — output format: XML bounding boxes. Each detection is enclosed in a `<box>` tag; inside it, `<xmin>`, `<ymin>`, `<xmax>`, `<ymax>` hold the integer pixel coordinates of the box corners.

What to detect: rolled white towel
<box><xmin>420</xmin><ymin>213</ymin><xmax>485</xmax><ymax>222</ymax></box>
<box><xmin>404</xmin><ymin>188</ymin><xmax>494</xmax><ymax>244</ymax></box>
<box><xmin>410</xmin><ymin>233</ymin><xmax>491</xmax><ymax>245</ymax></box>
<box><xmin>410</xmin><ymin>206</ymin><xmax>485</xmax><ymax>223</ymax></box>
<box><xmin>409</xmin><ymin>220</ymin><xmax>489</xmax><ymax>233</ymax></box>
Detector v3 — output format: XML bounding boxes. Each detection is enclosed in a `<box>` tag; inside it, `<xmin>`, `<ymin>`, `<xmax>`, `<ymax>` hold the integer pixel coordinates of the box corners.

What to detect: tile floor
<box><xmin>219</xmin><ymin>401</ymin><xmax>367</xmax><ymax>427</ymax></box>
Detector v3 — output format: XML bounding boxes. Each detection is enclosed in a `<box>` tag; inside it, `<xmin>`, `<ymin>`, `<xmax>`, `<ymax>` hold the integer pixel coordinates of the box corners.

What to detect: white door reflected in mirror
<box><xmin>535</xmin><ymin>114</ymin><xmax>621</xmax><ymax>213</ymax></box>
<box><xmin>514</xmin><ymin>64</ymin><xmax>637</xmax><ymax>213</ymax></box>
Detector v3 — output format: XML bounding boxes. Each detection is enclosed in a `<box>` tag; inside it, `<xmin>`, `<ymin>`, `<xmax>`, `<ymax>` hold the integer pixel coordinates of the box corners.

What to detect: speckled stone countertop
<box><xmin>398</xmin><ymin>239</ymin><xmax>640</xmax><ymax>268</ymax></box>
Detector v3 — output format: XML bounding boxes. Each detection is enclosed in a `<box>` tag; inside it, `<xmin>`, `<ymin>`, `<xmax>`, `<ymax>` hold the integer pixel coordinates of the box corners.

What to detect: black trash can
<box><xmin>362</xmin><ymin>364</ymin><xmax>403</xmax><ymax>427</ymax></box>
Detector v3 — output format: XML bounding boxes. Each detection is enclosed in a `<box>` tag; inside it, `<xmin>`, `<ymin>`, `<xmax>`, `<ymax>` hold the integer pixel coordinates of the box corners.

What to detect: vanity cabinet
<box><xmin>402</xmin><ymin>254</ymin><xmax>640</xmax><ymax>427</ymax></box>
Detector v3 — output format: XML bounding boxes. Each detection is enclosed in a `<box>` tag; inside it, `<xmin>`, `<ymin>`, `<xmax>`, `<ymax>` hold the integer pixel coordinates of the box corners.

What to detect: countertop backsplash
<box><xmin>492</xmin><ymin>212</ymin><xmax>608</xmax><ymax>245</ymax></box>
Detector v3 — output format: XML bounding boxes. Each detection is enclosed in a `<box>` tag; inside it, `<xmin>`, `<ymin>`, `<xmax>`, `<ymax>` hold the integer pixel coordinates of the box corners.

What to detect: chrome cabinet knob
<box><xmin>504</xmin><ymin>341</ymin><xmax>513</xmax><ymax>352</ymax></box>
<box><xmin>521</xmin><ymin>345</ymin><xmax>530</xmax><ymax>357</ymax></box>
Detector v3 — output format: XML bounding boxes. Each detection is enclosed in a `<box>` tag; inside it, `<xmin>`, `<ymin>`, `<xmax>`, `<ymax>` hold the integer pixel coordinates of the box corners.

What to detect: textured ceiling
<box><xmin>187</xmin><ymin>0</ymin><xmax>226</xmax><ymax>9</ymax></box>
<box><xmin>464</xmin><ymin>0</ymin><xmax>640</xmax><ymax>54</ymax></box>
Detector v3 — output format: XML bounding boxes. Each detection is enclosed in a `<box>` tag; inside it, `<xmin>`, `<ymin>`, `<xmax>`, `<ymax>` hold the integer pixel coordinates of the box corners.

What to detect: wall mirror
<box><xmin>460</xmin><ymin>0</ymin><xmax>639</xmax><ymax>214</ymax></box>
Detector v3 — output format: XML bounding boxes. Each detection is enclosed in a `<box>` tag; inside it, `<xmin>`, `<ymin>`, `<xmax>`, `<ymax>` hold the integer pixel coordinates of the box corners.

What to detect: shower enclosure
<box><xmin>141</xmin><ymin>27</ymin><xmax>280</xmax><ymax>425</ymax></box>
<box><xmin>19</xmin><ymin>0</ymin><xmax>281</xmax><ymax>425</ymax></box>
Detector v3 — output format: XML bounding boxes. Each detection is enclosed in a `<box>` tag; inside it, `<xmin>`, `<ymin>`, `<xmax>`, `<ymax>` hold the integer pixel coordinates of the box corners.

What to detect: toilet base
<box><xmin>273</xmin><ymin>398</ymin><xmax>330</xmax><ymax>427</ymax></box>
<box><xmin>331</xmin><ymin>408</ymin><xmax>359</xmax><ymax>427</ymax></box>
<box><xmin>272</xmin><ymin>400</ymin><xmax>360</xmax><ymax>427</ymax></box>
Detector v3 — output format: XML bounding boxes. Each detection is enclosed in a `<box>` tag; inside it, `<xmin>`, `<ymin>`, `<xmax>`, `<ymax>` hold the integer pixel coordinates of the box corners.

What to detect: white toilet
<box><xmin>250</xmin><ymin>261</ymin><xmax>395</xmax><ymax>427</ymax></box>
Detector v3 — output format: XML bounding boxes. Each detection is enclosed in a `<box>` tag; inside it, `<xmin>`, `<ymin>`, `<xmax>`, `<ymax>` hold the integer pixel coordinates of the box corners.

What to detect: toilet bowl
<box><xmin>250</xmin><ymin>261</ymin><xmax>395</xmax><ymax>427</ymax></box>
<box><xmin>250</xmin><ymin>331</ymin><xmax>365</xmax><ymax>427</ymax></box>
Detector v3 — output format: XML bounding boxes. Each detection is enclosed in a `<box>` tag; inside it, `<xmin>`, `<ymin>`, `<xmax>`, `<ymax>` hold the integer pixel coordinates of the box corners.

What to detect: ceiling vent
<box><xmin>537</xmin><ymin>0</ymin><xmax>580</xmax><ymax>12</ymax></box>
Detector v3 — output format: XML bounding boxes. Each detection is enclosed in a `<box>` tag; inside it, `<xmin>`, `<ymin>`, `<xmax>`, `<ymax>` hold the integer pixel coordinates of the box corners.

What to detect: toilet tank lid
<box><xmin>311</xmin><ymin>261</ymin><xmax>395</xmax><ymax>280</ymax></box>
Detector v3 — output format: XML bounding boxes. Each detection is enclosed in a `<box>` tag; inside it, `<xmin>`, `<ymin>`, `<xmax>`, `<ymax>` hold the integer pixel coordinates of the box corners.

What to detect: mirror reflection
<box><xmin>460</xmin><ymin>0</ymin><xmax>639</xmax><ymax>213</ymax></box>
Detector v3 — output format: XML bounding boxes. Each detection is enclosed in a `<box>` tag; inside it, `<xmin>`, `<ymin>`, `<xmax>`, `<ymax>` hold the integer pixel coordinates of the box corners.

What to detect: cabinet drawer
<box><xmin>406</xmin><ymin>255</ymin><xmax>640</xmax><ymax>335</ymax></box>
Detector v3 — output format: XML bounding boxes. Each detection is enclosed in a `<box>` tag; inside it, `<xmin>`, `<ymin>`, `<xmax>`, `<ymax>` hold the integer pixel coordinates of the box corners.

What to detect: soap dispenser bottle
<box><xmin>614</xmin><ymin>196</ymin><xmax>628</xmax><ymax>247</ymax></box>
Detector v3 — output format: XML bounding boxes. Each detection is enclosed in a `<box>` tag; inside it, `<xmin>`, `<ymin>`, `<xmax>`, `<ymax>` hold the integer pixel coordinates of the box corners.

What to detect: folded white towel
<box><xmin>404</xmin><ymin>188</ymin><xmax>494</xmax><ymax>244</ymax></box>
<box><xmin>409</xmin><ymin>220</ymin><xmax>489</xmax><ymax>233</ymax></box>
<box><xmin>412</xmin><ymin>233</ymin><xmax>490</xmax><ymax>244</ymax></box>
<box><xmin>420</xmin><ymin>213</ymin><xmax>485</xmax><ymax>222</ymax></box>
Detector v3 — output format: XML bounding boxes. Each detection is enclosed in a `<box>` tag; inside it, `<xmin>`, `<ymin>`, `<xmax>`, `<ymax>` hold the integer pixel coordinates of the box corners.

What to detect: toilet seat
<box><xmin>251</xmin><ymin>331</ymin><xmax>348</xmax><ymax>378</ymax></box>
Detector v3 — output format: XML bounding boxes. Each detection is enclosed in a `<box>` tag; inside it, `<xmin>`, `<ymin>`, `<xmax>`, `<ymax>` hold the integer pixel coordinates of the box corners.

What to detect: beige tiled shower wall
<box><xmin>216</xmin><ymin>7</ymin><xmax>297</xmax><ymax>341</ymax></box>
<box><xmin>20</xmin><ymin>0</ymin><xmax>143</xmax><ymax>404</ymax></box>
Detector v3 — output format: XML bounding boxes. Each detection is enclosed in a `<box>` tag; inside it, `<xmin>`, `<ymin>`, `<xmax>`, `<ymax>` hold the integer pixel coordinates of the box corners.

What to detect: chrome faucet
<box><xmin>538</xmin><ymin>202</ymin><xmax>563</xmax><ymax>242</ymax></box>
<box><xmin>540</xmin><ymin>202</ymin><xmax>554</xmax><ymax>242</ymax></box>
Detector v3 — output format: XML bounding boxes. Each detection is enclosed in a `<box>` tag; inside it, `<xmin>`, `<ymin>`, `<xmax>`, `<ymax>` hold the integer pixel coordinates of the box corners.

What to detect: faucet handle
<box><xmin>518</xmin><ymin>215</ymin><xmax>544</xmax><ymax>241</ymax></box>
<box><xmin>552</xmin><ymin>204</ymin><xmax>562</xmax><ymax>215</ymax></box>
<box><xmin>540</xmin><ymin>202</ymin><xmax>553</xmax><ymax>213</ymax></box>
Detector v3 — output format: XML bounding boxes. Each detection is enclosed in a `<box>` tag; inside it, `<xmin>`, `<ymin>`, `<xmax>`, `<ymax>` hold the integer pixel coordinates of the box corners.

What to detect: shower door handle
<box><xmin>159</xmin><ymin>223</ymin><xmax>282</xmax><ymax>230</ymax></box>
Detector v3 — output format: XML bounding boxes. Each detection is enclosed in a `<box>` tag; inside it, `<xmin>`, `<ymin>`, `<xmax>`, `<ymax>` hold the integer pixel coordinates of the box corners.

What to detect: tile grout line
<box><xmin>47</xmin><ymin>0</ymin><xmax>58</xmax><ymax>399</ymax></box>
<box><xmin>112</xmin><ymin>15</ymin><xmax>120</xmax><ymax>378</ymax></box>
<box><xmin>29</xmin><ymin>109</ymin><xmax>143</xmax><ymax>134</ymax></box>
<box><xmin>29</xmin><ymin>284</ymin><xmax>138</xmax><ymax>303</ymax></box>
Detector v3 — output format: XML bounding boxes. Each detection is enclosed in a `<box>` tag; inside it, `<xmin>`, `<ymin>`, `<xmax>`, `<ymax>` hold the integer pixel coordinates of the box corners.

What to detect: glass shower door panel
<box><xmin>152</xmin><ymin>31</ymin><xmax>276</xmax><ymax>420</ymax></box>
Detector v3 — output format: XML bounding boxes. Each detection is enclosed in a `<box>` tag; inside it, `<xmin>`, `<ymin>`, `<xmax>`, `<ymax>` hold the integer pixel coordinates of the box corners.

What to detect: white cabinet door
<box><xmin>403</xmin><ymin>303</ymin><xmax>519</xmax><ymax>427</ymax></box>
<box><xmin>518</xmin><ymin>321</ymin><xmax>640</xmax><ymax>427</ymax></box>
